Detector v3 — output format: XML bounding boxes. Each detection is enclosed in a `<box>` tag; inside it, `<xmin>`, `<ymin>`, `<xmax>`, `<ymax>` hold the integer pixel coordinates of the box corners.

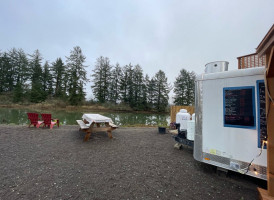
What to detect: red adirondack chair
<box><xmin>27</xmin><ymin>113</ymin><xmax>44</xmax><ymax>128</ymax></box>
<box><xmin>39</xmin><ymin>113</ymin><xmax>59</xmax><ymax>129</ymax></box>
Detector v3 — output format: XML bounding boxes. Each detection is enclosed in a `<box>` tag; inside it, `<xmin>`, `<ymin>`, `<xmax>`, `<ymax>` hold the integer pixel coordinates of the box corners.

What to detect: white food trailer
<box><xmin>194</xmin><ymin>61</ymin><xmax>267</xmax><ymax>180</ymax></box>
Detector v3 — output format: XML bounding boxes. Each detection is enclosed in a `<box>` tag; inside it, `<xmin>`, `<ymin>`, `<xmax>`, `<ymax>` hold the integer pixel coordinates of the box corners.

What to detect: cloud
<box><xmin>0</xmin><ymin>0</ymin><xmax>273</xmax><ymax>100</ymax></box>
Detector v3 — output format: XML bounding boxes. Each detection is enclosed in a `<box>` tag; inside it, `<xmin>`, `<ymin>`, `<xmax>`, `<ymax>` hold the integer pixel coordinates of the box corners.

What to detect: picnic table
<box><xmin>76</xmin><ymin>114</ymin><xmax>118</xmax><ymax>142</ymax></box>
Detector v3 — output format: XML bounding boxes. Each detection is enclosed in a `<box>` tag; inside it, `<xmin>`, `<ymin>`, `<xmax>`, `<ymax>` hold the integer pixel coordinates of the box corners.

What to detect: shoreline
<box><xmin>0</xmin><ymin>104</ymin><xmax>169</xmax><ymax>115</ymax></box>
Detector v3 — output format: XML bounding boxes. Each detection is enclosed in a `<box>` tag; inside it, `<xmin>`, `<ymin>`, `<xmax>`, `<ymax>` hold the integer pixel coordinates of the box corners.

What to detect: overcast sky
<box><xmin>1</xmin><ymin>0</ymin><xmax>274</xmax><ymax>100</ymax></box>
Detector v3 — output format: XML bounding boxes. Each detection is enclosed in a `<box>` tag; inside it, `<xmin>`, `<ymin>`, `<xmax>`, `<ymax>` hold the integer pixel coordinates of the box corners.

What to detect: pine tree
<box><xmin>132</xmin><ymin>65</ymin><xmax>144</xmax><ymax>110</ymax></box>
<box><xmin>109</xmin><ymin>63</ymin><xmax>122</xmax><ymax>104</ymax></box>
<box><xmin>127</xmin><ymin>64</ymin><xmax>134</xmax><ymax>107</ymax></box>
<box><xmin>66</xmin><ymin>46</ymin><xmax>88</xmax><ymax>105</ymax></box>
<box><xmin>173</xmin><ymin>69</ymin><xmax>196</xmax><ymax>105</ymax></box>
<box><xmin>120</xmin><ymin>65</ymin><xmax>129</xmax><ymax>104</ymax></box>
<box><xmin>42</xmin><ymin>61</ymin><xmax>53</xmax><ymax>97</ymax></box>
<box><xmin>91</xmin><ymin>56</ymin><xmax>112</xmax><ymax>103</ymax></box>
<box><xmin>142</xmin><ymin>74</ymin><xmax>151</xmax><ymax>110</ymax></box>
<box><xmin>0</xmin><ymin>51</ymin><xmax>3</xmax><ymax>93</ymax></box>
<box><xmin>4</xmin><ymin>51</ymin><xmax>14</xmax><ymax>92</ymax></box>
<box><xmin>153</xmin><ymin>70</ymin><xmax>171</xmax><ymax>112</ymax></box>
<box><xmin>13</xmin><ymin>82</ymin><xmax>23</xmax><ymax>103</ymax></box>
<box><xmin>51</xmin><ymin>58</ymin><xmax>66</xmax><ymax>98</ymax></box>
<box><xmin>29</xmin><ymin>50</ymin><xmax>44</xmax><ymax>103</ymax></box>
<box><xmin>120</xmin><ymin>64</ymin><xmax>134</xmax><ymax>105</ymax></box>
<box><xmin>0</xmin><ymin>52</ymin><xmax>12</xmax><ymax>93</ymax></box>
<box><xmin>15</xmin><ymin>49</ymin><xmax>30</xmax><ymax>84</ymax></box>
<box><xmin>146</xmin><ymin>75</ymin><xmax>156</xmax><ymax>110</ymax></box>
<box><xmin>8</xmin><ymin>48</ymin><xmax>29</xmax><ymax>102</ymax></box>
<box><xmin>187</xmin><ymin>71</ymin><xmax>196</xmax><ymax>105</ymax></box>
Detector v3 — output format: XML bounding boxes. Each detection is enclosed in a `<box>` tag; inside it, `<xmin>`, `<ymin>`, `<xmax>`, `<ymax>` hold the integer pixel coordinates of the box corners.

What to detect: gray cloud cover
<box><xmin>1</xmin><ymin>0</ymin><xmax>273</xmax><ymax>100</ymax></box>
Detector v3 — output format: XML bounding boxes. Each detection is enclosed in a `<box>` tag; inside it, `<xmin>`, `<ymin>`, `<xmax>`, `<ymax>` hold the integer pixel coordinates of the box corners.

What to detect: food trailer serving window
<box><xmin>223</xmin><ymin>86</ymin><xmax>256</xmax><ymax>129</ymax></box>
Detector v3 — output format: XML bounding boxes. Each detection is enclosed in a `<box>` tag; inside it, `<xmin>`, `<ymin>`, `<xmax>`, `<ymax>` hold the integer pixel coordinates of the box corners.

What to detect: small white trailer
<box><xmin>194</xmin><ymin>62</ymin><xmax>267</xmax><ymax>180</ymax></box>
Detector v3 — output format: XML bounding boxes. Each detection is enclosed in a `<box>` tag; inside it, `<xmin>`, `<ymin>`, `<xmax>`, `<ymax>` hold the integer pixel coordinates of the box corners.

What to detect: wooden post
<box><xmin>84</xmin><ymin>122</ymin><xmax>94</xmax><ymax>142</ymax></box>
<box><xmin>254</xmin><ymin>24</ymin><xmax>274</xmax><ymax>199</ymax></box>
<box><xmin>107</xmin><ymin>130</ymin><xmax>113</xmax><ymax>139</ymax></box>
<box><xmin>238</xmin><ymin>58</ymin><xmax>241</xmax><ymax>69</ymax></box>
<box><xmin>259</xmin><ymin>46</ymin><xmax>274</xmax><ymax>199</ymax></box>
<box><xmin>266</xmin><ymin>46</ymin><xmax>274</xmax><ymax>197</ymax></box>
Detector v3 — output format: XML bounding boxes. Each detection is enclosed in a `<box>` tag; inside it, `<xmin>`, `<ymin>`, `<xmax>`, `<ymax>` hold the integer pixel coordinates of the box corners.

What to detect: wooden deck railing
<box><xmin>237</xmin><ymin>53</ymin><xmax>266</xmax><ymax>69</ymax></box>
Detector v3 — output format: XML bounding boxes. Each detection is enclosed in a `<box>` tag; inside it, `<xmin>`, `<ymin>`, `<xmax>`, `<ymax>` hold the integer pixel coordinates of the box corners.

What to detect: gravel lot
<box><xmin>0</xmin><ymin>125</ymin><xmax>266</xmax><ymax>200</ymax></box>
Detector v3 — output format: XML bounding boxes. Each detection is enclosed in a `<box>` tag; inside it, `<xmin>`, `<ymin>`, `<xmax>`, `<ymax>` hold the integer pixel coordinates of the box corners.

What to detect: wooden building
<box><xmin>231</xmin><ymin>24</ymin><xmax>274</xmax><ymax>199</ymax></box>
<box><xmin>255</xmin><ymin>24</ymin><xmax>274</xmax><ymax>199</ymax></box>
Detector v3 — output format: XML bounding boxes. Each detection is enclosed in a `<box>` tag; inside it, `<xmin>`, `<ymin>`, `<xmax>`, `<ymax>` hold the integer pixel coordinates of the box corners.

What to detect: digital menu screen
<box><xmin>224</xmin><ymin>87</ymin><xmax>255</xmax><ymax>128</ymax></box>
<box><xmin>257</xmin><ymin>81</ymin><xmax>267</xmax><ymax>148</ymax></box>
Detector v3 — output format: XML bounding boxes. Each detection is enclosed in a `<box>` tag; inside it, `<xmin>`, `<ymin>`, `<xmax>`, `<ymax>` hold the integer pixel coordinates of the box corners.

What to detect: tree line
<box><xmin>0</xmin><ymin>47</ymin><xmax>87</xmax><ymax>105</ymax></box>
<box><xmin>91</xmin><ymin>57</ymin><xmax>196</xmax><ymax>111</ymax></box>
<box><xmin>0</xmin><ymin>47</ymin><xmax>196</xmax><ymax>112</ymax></box>
<box><xmin>91</xmin><ymin>56</ymin><xmax>172</xmax><ymax>111</ymax></box>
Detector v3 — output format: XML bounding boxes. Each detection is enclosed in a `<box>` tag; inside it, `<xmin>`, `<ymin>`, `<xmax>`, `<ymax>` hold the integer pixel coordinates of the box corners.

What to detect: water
<box><xmin>0</xmin><ymin>107</ymin><xmax>169</xmax><ymax>126</ymax></box>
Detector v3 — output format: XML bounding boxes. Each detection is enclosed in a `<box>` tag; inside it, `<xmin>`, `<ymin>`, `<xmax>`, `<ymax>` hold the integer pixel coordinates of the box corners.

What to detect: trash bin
<box><xmin>158</xmin><ymin>127</ymin><xmax>166</xmax><ymax>134</ymax></box>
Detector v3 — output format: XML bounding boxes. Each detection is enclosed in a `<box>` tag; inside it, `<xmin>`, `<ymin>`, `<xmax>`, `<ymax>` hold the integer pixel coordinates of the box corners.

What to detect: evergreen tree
<box><xmin>153</xmin><ymin>70</ymin><xmax>171</xmax><ymax>112</ymax></box>
<box><xmin>4</xmin><ymin>52</ymin><xmax>14</xmax><ymax>92</ymax></box>
<box><xmin>126</xmin><ymin>64</ymin><xmax>134</xmax><ymax>107</ymax></box>
<box><xmin>91</xmin><ymin>56</ymin><xmax>112</xmax><ymax>103</ymax></box>
<box><xmin>173</xmin><ymin>69</ymin><xmax>196</xmax><ymax>105</ymax></box>
<box><xmin>120</xmin><ymin>64</ymin><xmax>134</xmax><ymax>105</ymax></box>
<box><xmin>8</xmin><ymin>48</ymin><xmax>29</xmax><ymax>102</ymax></box>
<box><xmin>63</xmin><ymin>71</ymin><xmax>69</xmax><ymax>99</ymax></box>
<box><xmin>42</xmin><ymin>61</ymin><xmax>53</xmax><ymax>97</ymax></box>
<box><xmin>109</xmin><ymin>63</ymin><xmax>122</xmax><ymax>104</ymax></box>
<box><xmin>15</xmin><ymin>49</ymin><xmax>30</xmax><ymax>84</ymax></box>
<box><xmin>51</xmin><ymin>58</ymin><xmax>66</xmax><ymax>98</ymax></box>
<box><xmin>0</xmin><ymin>52</ymin><xmax>12</xmax><ymax>93</ymax></box>
<box><xmin>132</xmin><ymin>65</ymin><xmax>144</xmax><ymax>110</ymax></box>
<box><xmin>29</xmin><ymin>50</ymin><xmax>45</xmax><ymax>103</ymax></box>
<box><xmin>8</xmin><ymin>48</ymin><xmax>19</xmax><ymax>91</ymax></box>
<box><xmin>0</xmin><ymin>51</ymin><xmax>3</xmax><ymax>93</ymax></box>
<box><xmin>66</xmin><ymin>46</ymin><xmax>88</xmax><ymax>105</ymax></box>
<box><xmin>187</xmin><ymin>71</ymin><xmax>196</xmax><ymax>105</ymax></box>
<box><xmin>142</xmin><ymin>74</ymin><xmax>151</xmax><ymax>110</ymax></box>
<box><xmin>146</xmin><ymin>75</ymin><xmax>156</xmax><ymax>110</ymax></box>
<box><xmin>120</xmin><ymin>65</ymin><xmax>129</xmax><ymax>103</ymax></box>
<box><xmin>13</xmin><ymin>82</ymin><xmax>24</xmax><ymax>102</ymax></box>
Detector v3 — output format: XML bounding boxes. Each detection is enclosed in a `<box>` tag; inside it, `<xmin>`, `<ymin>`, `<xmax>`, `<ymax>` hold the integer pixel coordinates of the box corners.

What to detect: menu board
<box><xmin>224</xmin><ymin>87</ymin><xmax>255</xmax><ymax>128</ymax></box>
<box><xmin>257</xmin><ymin>81</ymin><xmax>267</xmax><ymax>148</ymax></box>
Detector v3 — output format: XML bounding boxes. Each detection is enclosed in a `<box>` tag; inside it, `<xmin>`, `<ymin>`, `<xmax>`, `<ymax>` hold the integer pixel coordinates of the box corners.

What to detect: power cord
<box><xmin>237</xmin><ymin>140</ymin><xmax>267</xmax><ymax>174</ymax></box>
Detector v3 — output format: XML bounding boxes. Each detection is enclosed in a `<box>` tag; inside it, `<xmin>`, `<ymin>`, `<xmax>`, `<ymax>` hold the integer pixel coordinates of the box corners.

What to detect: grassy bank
<box><xmin>0</xmin><ymin>95</ymin><xmax>169</xmax><ymax>114</ymax></box>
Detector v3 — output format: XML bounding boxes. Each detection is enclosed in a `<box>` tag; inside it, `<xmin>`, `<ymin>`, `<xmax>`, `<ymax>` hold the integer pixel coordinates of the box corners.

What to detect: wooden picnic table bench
<box><xmin>76</xmin><ymin>114</ymin><xmax>118</xmax><ymax>142</ymax></box>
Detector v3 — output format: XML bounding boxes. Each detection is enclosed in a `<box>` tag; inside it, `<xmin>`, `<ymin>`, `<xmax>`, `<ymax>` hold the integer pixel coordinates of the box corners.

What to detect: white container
<box><xmin>205</xmin><ymin>61</ymin><xmax>229</xmax><ymax>74</ymax></box>
<box><xmin>176</xmin><ymin>109</ymin><xmax>191</xmax><ymax>130</ymax></box>
<box><xmin>192</xmin><ymin>113</ymin><xmax>195</xmax><ymax>121</ymax></box>
<box><xmin>187</xmin><ymin>120</ymin><xmax>195</xmax><ymax>141</ymax></box>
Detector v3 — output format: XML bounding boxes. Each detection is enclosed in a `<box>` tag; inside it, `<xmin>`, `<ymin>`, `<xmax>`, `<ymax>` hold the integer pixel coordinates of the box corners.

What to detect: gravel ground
<box><xmin>0</xmin><ymin>125</ymin><xmax>266</xmax><ymax>200</ymax></box>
